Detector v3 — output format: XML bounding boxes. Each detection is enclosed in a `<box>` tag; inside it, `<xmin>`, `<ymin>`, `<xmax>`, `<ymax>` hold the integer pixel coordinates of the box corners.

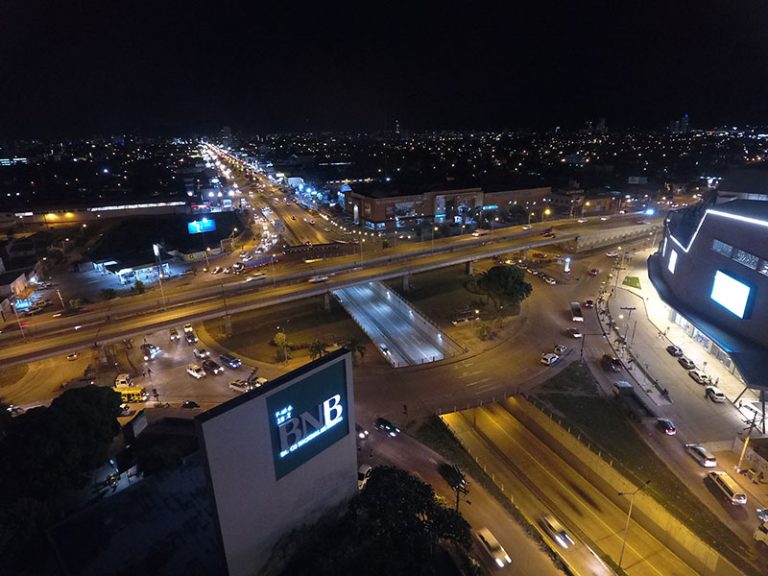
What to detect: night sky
<box><xmin>2</xmin><ymin>1</ymin><xmax>767</xmax><ymax>136</ymax></box>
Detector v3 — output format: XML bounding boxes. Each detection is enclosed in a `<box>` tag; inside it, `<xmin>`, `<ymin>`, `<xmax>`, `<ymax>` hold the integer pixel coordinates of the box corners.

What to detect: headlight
<box><xmin>495</xmin><ymin>558</ymin><xmax>505</xmax><ymax>568</ymax></box>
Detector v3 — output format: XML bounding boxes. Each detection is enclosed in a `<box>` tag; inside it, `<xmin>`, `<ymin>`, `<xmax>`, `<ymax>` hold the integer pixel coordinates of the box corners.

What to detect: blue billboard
<box><xmin>266</xmin><ymin>359</ymin><xmax>349</xmax><ymax>479</ymax></box>
<box><xmin>187</xmin><ymin>218</ymin><xmax>217</xmax><ymax>235</ymax></box>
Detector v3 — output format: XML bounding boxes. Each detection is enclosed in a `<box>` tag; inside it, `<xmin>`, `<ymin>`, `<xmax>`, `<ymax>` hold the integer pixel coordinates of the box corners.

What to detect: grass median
<box><xmin>534</xmin><ymin>363</ymin><xmax>758</xmax><ymax>575</ymax></box>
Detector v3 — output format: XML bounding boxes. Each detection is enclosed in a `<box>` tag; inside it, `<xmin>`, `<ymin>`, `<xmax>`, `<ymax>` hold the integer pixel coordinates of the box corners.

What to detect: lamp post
<box><xmin>11</xmin><ymin>302</ymin><xmax>26</xmax><ymax>340</ymax></box>
<box><xmin>204</xmin><ymin>247</ymin><xmax>211</xmax><ymax>270</ymax></box>
<box><xmin>153</xmin><ymin>244</ymin><xmax>167</xmax><ymax>310</ymax></box>
<box><xmin>619</xmin><ymin>306</ymin><xmax>636</xmax><ymax>345</ymax></box>
<box><xmin>618</xmin><ymin>480</ymin><xmax>651</xmax><ymax>570</ymax></box>
<box><xmin>431</xmin><ymin>226</ymin><xmax>438</xmax><ymax>254</ymax></box>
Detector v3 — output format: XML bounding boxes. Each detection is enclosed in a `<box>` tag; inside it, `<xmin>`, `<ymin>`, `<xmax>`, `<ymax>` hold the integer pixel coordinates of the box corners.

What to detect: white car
<box><xmin>229</xmin><ymin>379</ymin><xmax>253</xmax><ymax>393</ymax></box>
<box><xmin>541</xmin><ymin>353</ymin><xmax>560</xmax><ymax>366</ymax></box>
<box><xmin>540</xmin><ymin>514</ymin><xmax>575</xmax><ymax>549</ymax></box>
<box><xmin>308</xmin><ymin>275</ymin><xmax>329</xmax><ymax>283</ymax></box>
<box><xmin>705</xmin><ymin>386</ymin><xmax>726</xmax><ymax>403</ymax></box>
<box><xmin>554</xmin><ymin>344</ymin><xmax>568</xmax><ymax>355</ymax></box>
<box><xmin>193</xmin><ymin>348</ymin><xmax>210</xmax><ymax>359</ymax></box>
<box><xmin>685</xmin><ymin>444</ymin><xmax>717</xmax><ymax>467</ymax></box>
<box><xmin>252</xmin><ymin>376</ymin><xmax>268</xmax><ymax>388</ymax></box>
<box><xmin>476</xmin><ymin>528</ymin><xmax>511</xmax><ymax>568</ymax></box>
<box><xmin>688</xmin><ymin>369</ymin><xmax>711</xmax><ymax>385</ymax></box>
<box><xmin>186</xmin><ymin>364</ymin><xmax>206</xmax><ymax>379</ymax></box>
<box><xmin>567</xmin><ymin>328</ymin><xmax>582</xmax><ymax>338</ymax></box>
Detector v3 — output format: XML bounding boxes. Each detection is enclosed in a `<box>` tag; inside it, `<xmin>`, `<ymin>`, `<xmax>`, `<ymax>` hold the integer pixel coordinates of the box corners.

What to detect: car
<box><xmin>600</xmin><ymin>216</ymin><xmax>609</xmax><ymax>221</ymax></box>
<box><xmin>211</xmin><ymin>266</ymin><xmax>223</xmax><ymax>275</ymax></box>
<box><xmin>356</xmin><ymin>423</ymin><xmax>370</xmax><ymax>439</ymax></box>
<box><xmin>252</xmin><ymin>376</ymin><xmax>269</xmax><ymax>387</ymax></box>
<box><xmin>554</xmin><ymin>344</ymin><xmax>568</xmax><ymax>355</ymax></box>
<box><xmin>181</xmin><ymin>400</ymin><xmax>200</xmax><ymax>409</ymax></box>
<box><xmin>358</xmin><ymin>464</ymin><xmax>373</xmax><ymax>491</ymax></box>
<box><xmin>232</xmin><ymin>262</ymin><xmax>244</xmax><ymax>271</ymax></box>
<box><xmin>291</xmin><ymin>215</ymin><xmax>296</xmax><ymax>221</ymax></box>
<box><xmin>583</xmin><ymin>299</ymin><xmax>595</xmax><ymax>308</ymax></box>
<box><xmin>601</xmin><ymin>354</ymin><xmax>622</xmax><ymax>372</ymax></box>
<box><xmin>678</xmin><ymin>356</ymin><xmax>696</xmax><ymax>370</ymax></box>
<box><xmin>543</xmin><ymin>232</ymin><xmax>556</xmax><ymax>238</ymax></box>
<box><xmin>308</xmin><ymin>275</ymin><xmax>329</xmax><ymax>283</ymax></box>
<box><xmin>24</xmin><ymin>306</ymin><xmax>45</xmax><ymax>316</ymax></box>
<box><xmin>541</xmin><ymin>352</ymin><xmax>560</xmax><ymax>366</ymax></box>
<box><xmin>606</xmin><ymin>252</ymin><xmax>619</xmax><ymax>258</ymax></box>
<box><xmin>375</xmin><ymin>417</ymin><xmax>400</xmax><ymax>437</ymax></box>
<box><xmin>186</xmin><ymin>364</ymin><xmax>206</xmax><ymax>379</ymax></box>
<box><xmin>540</xmin><ymin>515</ymin><xmax>575</xmax><ymax>549</ymax></box>
<box><xmin>685</xmin><ymin>444</ymin><xmax>717</xmax><ymax>467</ymax></box>
<box><xmin>183</xmin><ymin>323</ymin><xmax>194</xmax><ymax>334</ymax></box>
<box><xmin>588</xmin><ymin>268</ymin><xmax>599</xmax><ymax>276</ymax></box>
<box><xmin>141</xmin><ymin>343</ymin><xmax>161</xmax><ymax>361</ymax></box>
<box><xmin>193</xmin><ymin>347</ymin><xmax>210</xmax><ymax>359</ymax></box>
<box><xmin>688</xmin><ymin>369</ymin><xmax>711</xmax><ymax>385</ymax></box>
<box><xmin>223</xmin><ymin>267</ymin><xmax>232</xmax><ymax>274</ymax></box>
<box><xmin>577</xmin><ymin>218</ymin><xmax>588</xmax><ymax>223</ymax></box>
<box><xmin>476</xmin><ymin>528</ymin><xmax>512</xmax><ymax>568</ymax></box>
<box><xmin>169</xmin><ymin>328</ymin><xmax>180</xmax><ymax>341</ymax></box>
<box><xmin>666</xmin><ymin>345</ymin><xmax>683</xmax><ymax>357</ymax></box>
<box><xmin>219</xmin><ymin>354</ymin><xmax>242</xmax><ymax>369</ymax></box>
<box><xmin>202</xmin><ymin>359</ymin><xmax>224</xmax><ymax>375</ymax></box>
<box><xmin>239</xmin><ymin>251</ymin><xmax>250</xmax><ymax>260</ymax></box>
<box><xmin>542</xmin><ymin>275</ymin><xmax>557</xmax><ymax>285</ymax></box>
<box><xmin>705</xmin><ymin>386</ymin><xmax>726</xmax><ymax>403</ymax></box>
<box><xmin>522</xmin><ymin>225</ymin><xmax>532</xmax><ymax>230</ymax></box>
<box><xmin>657</xmin><ymin>418</ymin><xmax>677</xmax><ymax>435</ymax></box>
<box><xmin>229</xmin><ymin>379</ymin><xmax>253</xmax><ymax>393</ymax></box>
<box><xmin>6</xmin><ymin>404</ymin><xmax>25</xmax><ymax>417</ymax></box>
<box><xmin>567</xmin><ymin>327</ymin><xmax>582</xmax><ymax>338</ymax></box>
<box><xmin>379</xmin><ymin>343</ymin><xmax>391</xmax><ymax>356</ymax></box>
<box><xmin>66</xmin><ymin>352</ymin><xmax>78</xmax><ymax>361</ymax></box>
<box><xmin>185</xmin><ymin>331</ymin><xmax>199</xmax><ymax>345</ymax></box>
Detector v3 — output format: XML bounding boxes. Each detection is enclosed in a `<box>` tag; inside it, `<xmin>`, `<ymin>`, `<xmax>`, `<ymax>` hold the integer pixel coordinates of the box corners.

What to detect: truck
<box><xmin>612</xmin><ymin>380</ymin><xmax>655</xmax><ymax>420</ymax></box>
<box><xmin>570</xmin><ymin>302</ymin><xmax>584</xmax><ymax>322</ymax></box>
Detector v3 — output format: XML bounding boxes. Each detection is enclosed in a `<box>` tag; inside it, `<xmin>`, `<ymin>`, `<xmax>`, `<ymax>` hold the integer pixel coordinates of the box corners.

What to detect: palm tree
<box><xmin>345</xmin><ymin>336</ymin><xmax>367</xmax><ymax>363</ymax></box>
<box><xmin>309</xmin><ymin>339</ymin><xmax>328</xmax><ymax>360</ymax></box>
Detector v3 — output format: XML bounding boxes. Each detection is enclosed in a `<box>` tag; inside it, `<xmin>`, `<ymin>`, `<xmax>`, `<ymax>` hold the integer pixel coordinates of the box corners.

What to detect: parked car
<box><xmin>705</xmin><ymin>386</ymin><xmax>726</xmax><ymax>403</ymax></box>
<box><xmin>202</xmin><ymin>359</ymin><xmax>224</xmax><ymax>375</ymax></box>
<box><xmin>375</xmin><ymin>417</ymin><xmax>400</xmax><ymax>437</ymax></box>
<box><xmin>186</xmin><ymin>364</ymin><xmax>206</xmax><ymax>379</ymax></box>
<box><xmin>229</xmin><ymin>379</ymin><xmax>253</xmax><ymax>394</ymax></box>
<box><xmin>656</xmin><ymin>418</ymin><xmax>677</xmax><ymax>435</ymax></box>
<box><xmin>356</xmin><ymin>423</ymin><xmax>370</xmax><ymax>439</ymax></box>
<box><xmin>666</xmin><ymin>345</ymin><xmax>683</xmax><ymax>357</ymax></box>
<box><xmin>193</xmin><ymin>348</ymin><xmax>210</xmax><ymax>359</ymax></box>
<box><xmin>169</xmin><ymin>328</ymin><xmax>180</xmax><ymax>341</ymax></box>
<box><xmin>252</xmin><ymin>376</ymin><xmax>268</xmax><ymax>387</ymax></box>
<box><xmin>540</xmin><ymin>353</ymin><xmax>560</xmax><ymax>366</ymax></box>
<box><xmin>678</xmin><ymin>356</ymin><xmax>696</xmax><ymax>370</ymax></box>
<box><xmin>554</xmin><ymin>344</ymin><xmax>568</xmax><ymax>355</ymax></box>
<box><xmin>181</xmin><ymin>400</ymin><xmax>200</xmax><ymax>409</ymax></box>
<box><xmin>219</xmin><ymin>354</ymin><xmax>242</xmax><ymax>369</ymax></box>
<box><xmin>685</xmin><ymin>444</ymin><xmax>717</xmax><ymax>467</ymax></box>
<box><xmin>540</xmin><ymin>515</ymin><xmax>575</xmax><ymax>549</ymax></box>
<box><xmin>567</xmin><ymin>327</ymin><xmax>582</xmax><ymax>338</ymax></box>
<box><xmin>476</xmin><ymin>528</ymin><xmax>512</xmax><ymax>568</ymax></box>
<box><xmin>185</xmin><ymin>331</ymin><xmax>198</xmax><ymax>345</ymax></box>
<box><xmin>688</xmin><ymin>369</ymin><xmax>711</xmax><ymax>385</ymax></box>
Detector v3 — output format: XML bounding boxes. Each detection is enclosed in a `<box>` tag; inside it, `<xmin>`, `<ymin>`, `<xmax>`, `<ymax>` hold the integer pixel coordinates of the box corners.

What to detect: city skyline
<box><xmin>3</xmin><ymin>1</ymin><xmax>768</xmax><ymax>136</ymax></box>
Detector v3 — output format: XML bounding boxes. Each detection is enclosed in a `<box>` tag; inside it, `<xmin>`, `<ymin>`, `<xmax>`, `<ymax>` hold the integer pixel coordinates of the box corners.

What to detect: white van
<box><xmin>114</xmin><ymin>373</ymin><xmax>133</xmax><ymax>387</ymax></box>
<box><xmin>708</xmin><ymin>471</ymin><xmax>747</xmax><ymax>505</ymax></box>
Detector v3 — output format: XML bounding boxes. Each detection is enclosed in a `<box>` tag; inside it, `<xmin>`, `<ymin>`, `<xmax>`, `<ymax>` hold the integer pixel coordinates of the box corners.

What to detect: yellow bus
<box><xmin>113</xmin><ymin>386</ymin><xmax>149</xmax><ymax>403</ymax></box>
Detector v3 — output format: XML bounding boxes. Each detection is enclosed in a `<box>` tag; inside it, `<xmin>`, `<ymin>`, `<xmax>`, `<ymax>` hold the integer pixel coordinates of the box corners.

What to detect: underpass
<box><xmin>332</xmin><ymin>281</ymin><xmax>464</xmax><ymax>367</ymax></box>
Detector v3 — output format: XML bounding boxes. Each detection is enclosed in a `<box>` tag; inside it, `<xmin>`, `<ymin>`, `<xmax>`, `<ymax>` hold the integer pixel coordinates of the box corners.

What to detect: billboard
<box><xmin>711</xmin><ymin>270</ymin><xmax>752</xmax><ymax>319</ymax></box>
<box><xmin>187</xmin><ymin>217</ymin><xmax>217</xmax><ymax>234</ymax></box>
<box><xmin>267</xmin><ymin>359</ymin><xmax>348</xmax><ymax>479</ymax></box>
<box><xmin>196</xmin><ymin>352</ymin><xmax>357</xmax><ymax>576</ymax></box>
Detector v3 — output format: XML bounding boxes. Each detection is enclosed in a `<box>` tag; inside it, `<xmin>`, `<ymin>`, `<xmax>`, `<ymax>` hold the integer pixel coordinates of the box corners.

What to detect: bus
<box><xmin>113</xmin><ymin>386</ymin><xmax>149</xmax><ymax>403</ymax></box>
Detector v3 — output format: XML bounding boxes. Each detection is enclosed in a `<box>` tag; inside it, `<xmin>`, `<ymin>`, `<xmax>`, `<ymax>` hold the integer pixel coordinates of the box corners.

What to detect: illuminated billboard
<box><xmin>267</xmin><ymin>359</ymin><xmax>348</xmax><ymax>479</ymax></box>
<box><xmin>187</xmin><ymin>218</ymin><xmax>217</xmax><ymax>234</ymax></box>
<box><xmin>711</xmin><ymin>270</ymin><xmax>752</xmax><ymax>319</ymax></box>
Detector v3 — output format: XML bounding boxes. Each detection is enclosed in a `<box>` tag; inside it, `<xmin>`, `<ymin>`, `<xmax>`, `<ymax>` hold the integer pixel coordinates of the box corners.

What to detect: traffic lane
<box><xmin>365</xmin><ymin>424</ymin><xmax>562</xmax><ymax>575</ymax></box>
<box><xmin>445</xmin><ymin>410</ymin><xmax>614</xmax><ymax>576</ymax></box>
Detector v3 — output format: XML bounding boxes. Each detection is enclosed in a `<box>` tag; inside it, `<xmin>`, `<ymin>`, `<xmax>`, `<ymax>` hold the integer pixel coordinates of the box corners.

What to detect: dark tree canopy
<box><xmin>279</xmin><ymin>466</ymin><xmax>471</xmax><ymax>576</ymax></box>
<box><xmin>479</xmin><ymin>265</ymin><xmax>533</xmax><ymax>305</ymax></box>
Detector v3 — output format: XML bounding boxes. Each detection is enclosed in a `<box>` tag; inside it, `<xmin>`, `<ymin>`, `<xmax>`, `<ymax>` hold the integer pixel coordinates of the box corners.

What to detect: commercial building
<box><xmin>648</xmin><ymin>200</ymin><xmax>768</xmax><ymax>425</ymax></box>
<box><xmin>342</xmin><ymin>181</ymin><xmax>551</xmax><ymax>230</ymax></box>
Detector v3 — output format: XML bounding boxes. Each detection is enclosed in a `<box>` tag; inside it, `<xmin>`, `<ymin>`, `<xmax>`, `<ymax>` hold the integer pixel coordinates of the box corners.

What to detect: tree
<box><xmin>273</xmin><ymin>331</ymin><xmax>290</xmax><ymax>362</ymax></box>
<box><xmin>134</xmin><ymin>279</ymin><xmax>146</xmax><ymax>294</ymax></box>
<box><xmin>478</xmin><ymin>265</ymin><xmax>532</xmax><ymax>308</ymax></box>
<box><xmin>345</xmin><ymin>336</ymin><xmax>367</xmax><ymax>363</ymax></box>
<box><xmin>309</xmin><ymin>339</ymin><xmax>328</xmax><ymax>360</ymax></box>
<box><xmin>68</xmin><ymin>298</ymin><xmax>82</xmax><ymax>310</ymax></box>
<box><xmin>100</xmin><ymin>288</ymin><xmax>117</xmax><ymax>300</ymax></box>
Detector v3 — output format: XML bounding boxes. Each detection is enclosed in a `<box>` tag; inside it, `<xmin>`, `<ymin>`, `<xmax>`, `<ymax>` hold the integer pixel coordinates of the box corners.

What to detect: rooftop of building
<box><xmin>718</xmin><ymin>167</ymin><xmax>768</xmax><ymax>195</ymax></box>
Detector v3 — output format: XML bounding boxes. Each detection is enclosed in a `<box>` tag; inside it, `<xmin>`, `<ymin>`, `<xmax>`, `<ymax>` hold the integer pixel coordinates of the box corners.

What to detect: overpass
<box><xmin>0</xmin><ymin>219</ymin><xmax>662</xmax><ymax>366</ymax></box>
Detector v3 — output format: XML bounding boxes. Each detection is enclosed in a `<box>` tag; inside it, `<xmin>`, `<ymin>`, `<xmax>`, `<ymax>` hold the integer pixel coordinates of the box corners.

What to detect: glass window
<box><xmin>711</xmin><ymin>239</ymin><xmax>733</xmax><ymax>257</ymax></box>
<box><xmin>733</xmin><ymin>249</ymin><xmax>759</xmax><ymax>270</ymax></box>
<box><xmin>758</xmin><ymin>261</ymin><xmax>768</xmax><ymax>277</ymax></box>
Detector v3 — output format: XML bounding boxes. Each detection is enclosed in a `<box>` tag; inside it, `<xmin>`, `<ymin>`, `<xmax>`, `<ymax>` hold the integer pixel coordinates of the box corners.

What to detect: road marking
<box><xmin>466</xmin><ymin>378</ymin><xmax>490</xmax><ymax>387</ymax></box>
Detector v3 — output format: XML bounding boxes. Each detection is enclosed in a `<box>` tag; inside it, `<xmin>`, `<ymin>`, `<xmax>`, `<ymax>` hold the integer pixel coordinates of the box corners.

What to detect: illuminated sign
<box><xmin>711</xmin><ymin>270</ymin><xmax>752</xmax><ymax>319</ymax></box>
<box><xmin>266</xmin><ymin>360</ymin><xmax>348</xmax><ymax>479</ymax></box>
<box><xmin>187</xmin><ymin>218</ymin><xmax>217</xmax><ymax>234</ymax></box>
<box><xmin>482</xmin><ymin>205</ymin><xmax>498</xmax><ymax>211</ymax></box>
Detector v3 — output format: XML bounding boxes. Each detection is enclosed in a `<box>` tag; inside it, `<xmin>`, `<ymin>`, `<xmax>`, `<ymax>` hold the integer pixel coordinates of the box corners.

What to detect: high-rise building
<box><xmin>394</xmin><ymin>119</ymin><xmax>401</xmax><ymax>136</ymax></box>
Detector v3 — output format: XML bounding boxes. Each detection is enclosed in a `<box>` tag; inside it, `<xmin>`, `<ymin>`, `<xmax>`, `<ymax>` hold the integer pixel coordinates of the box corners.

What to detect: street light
<box><xmin>618</xmin><ymin>480</ymin><xmax>651</xmax><ymax>569</ymax></box>
<box><xmin>431</xmin><ymin>226</ymin><xmax>438</xmax><ymax>254</ymax></box>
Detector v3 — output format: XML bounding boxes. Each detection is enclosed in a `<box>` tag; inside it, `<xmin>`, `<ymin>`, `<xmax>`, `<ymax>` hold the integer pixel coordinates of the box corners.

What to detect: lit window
<box><xmin>733</xmin><ymin>249</ymin><xmax>759</xmax><ymax>270</ymax></box>
<box><xmin>668</xmin><ymin>249</ymin><xmax>678</xmax><ymax>274</ymax></box>
<box><xmin>711</xmin><ymin>239</ymin><xmax>733</xmax><ymax>257</ymax></box>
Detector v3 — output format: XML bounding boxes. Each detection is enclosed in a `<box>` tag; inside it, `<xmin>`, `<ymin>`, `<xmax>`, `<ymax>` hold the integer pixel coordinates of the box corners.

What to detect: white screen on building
<box><xmin>710</xmin><ymin>270</ymin><xmax>751</xmax><ymax>318</ymax></box>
